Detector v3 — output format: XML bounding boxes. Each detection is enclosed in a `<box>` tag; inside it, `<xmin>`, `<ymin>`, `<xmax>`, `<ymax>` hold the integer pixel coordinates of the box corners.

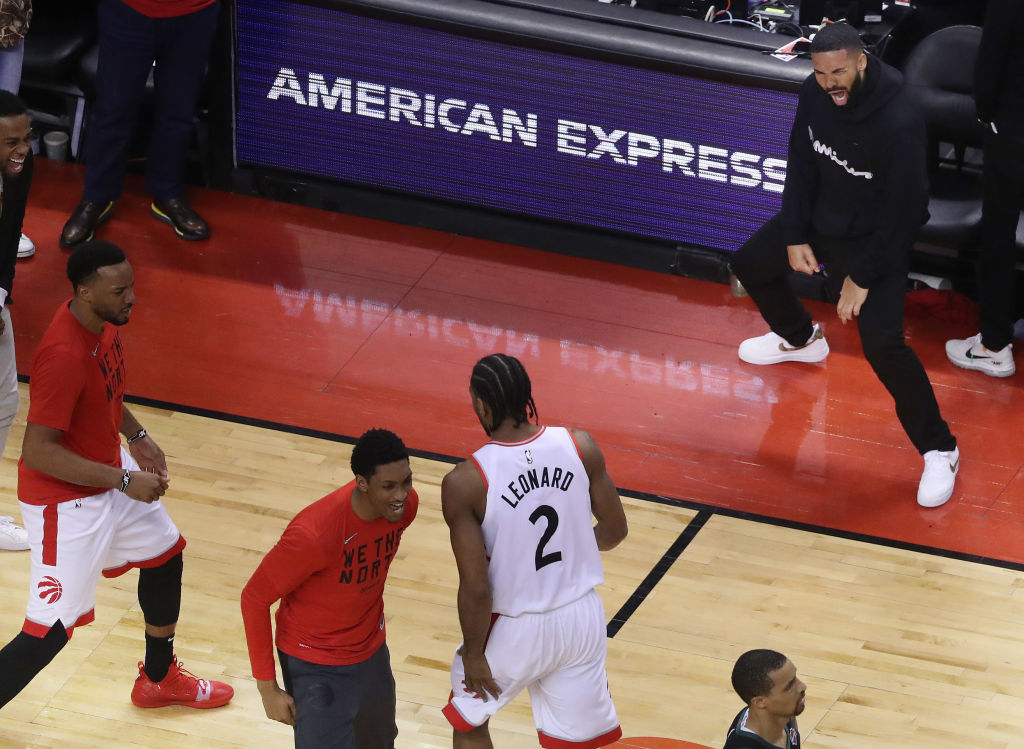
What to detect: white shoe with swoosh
<box><xmin>918</xmin><ymin>447</ymin><xmax>959</xmax><ymax>508</ymax></box>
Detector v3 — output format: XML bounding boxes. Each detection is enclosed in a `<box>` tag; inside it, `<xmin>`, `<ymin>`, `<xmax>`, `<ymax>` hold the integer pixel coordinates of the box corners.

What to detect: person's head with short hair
<box><xmin>810</xmin><ymin>22</ymin><xmax>868</xmax><ymax>108</ymax></box>
<box><xmin>469</xmin><ymin>353</ymin><xmax>537</xmax><ymax>436</ymax></box>
<box><xmin>731</xmin><ymin>649</ymin><xmax>807</xmax><ymax>720</ymax></box>
<box><xmin>350</xmin><ymin>428</ymin><xmax>413</xmax><ymax>523</ymax></box>
<box><xmin>0</xmin><ymin>91</ymin><xmax>31</xmax><ymax>180</ymax></box>
<box><xmin>66</xmin><ymin>241</ymin><xmax>135</xmax><ymax>329</ymax></box>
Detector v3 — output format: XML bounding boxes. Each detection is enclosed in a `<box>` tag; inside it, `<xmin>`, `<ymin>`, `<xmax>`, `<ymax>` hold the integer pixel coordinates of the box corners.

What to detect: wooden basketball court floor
<box><xmin>0</xmin><ymin>160</ymin><xmax>1022</xmax><ymax>747</ymax></box>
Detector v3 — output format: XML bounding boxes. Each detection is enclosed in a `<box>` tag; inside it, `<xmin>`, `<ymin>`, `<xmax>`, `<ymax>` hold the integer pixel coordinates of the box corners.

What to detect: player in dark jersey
<box><xmin>724</xmin><ymin>649</ymin><xmax>804</xmax><ymax>749</ymax></box>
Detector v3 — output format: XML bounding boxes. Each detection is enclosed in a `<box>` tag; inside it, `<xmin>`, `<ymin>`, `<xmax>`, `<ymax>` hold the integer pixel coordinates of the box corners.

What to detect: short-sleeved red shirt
<box><xmin>18</xmin><ymin>303</ymin><xmax>126</xmax><ymax>505</ymax></box>
<box><xmin>120</xmin><ymin>0</ymin><xmax>217</xmax><ymax>18</ymax></box>
<box><xmin>241</xmin><ymin>481</ymin><xmax>419</xmax><ymax>680</ymax></box>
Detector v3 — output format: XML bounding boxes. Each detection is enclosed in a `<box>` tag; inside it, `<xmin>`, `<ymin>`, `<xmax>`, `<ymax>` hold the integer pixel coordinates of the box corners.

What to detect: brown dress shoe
<box><xmin>150</xmin><ymin>198</ymin><xmax>210</xmax><ymax>241</ymax></box>
<box><xmin>60</xmin><ymin>200</ymin><xmax>115</xmax><ymax>249</ymax></box>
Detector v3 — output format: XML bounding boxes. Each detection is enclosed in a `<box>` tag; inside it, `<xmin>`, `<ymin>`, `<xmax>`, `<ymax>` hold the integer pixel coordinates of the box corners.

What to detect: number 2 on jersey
<box><xmin>529</xmin><ymin>504</ymin><xmax>563</xmax><ymax>571</ymax></box>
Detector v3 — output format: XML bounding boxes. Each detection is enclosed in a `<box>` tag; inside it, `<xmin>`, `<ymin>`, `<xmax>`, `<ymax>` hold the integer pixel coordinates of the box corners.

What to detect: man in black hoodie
<box><xmin>730</xmin><ymin>22</ymin><xmax>959</xmax><ymax>508</ymax></box>
<box><xmin>945</xmin><ymin>0</ymin><xmax>1023</xmax><ymax>378</ymax></box>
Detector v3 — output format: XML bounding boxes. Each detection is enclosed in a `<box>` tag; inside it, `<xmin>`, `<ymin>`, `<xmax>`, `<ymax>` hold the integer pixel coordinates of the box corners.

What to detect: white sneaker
<box><xmin>945</xmin><ymin>333</ymin><xmax>1014</xmax><ymax>377</ymax></box>
<box><xmin>16</xmin><ymin>233</ymin><xmax>34</xmax><ymax>259</ymax></box>
<box><xmin>738</xmin><ymin>323</ymin><xmax>829</xmax><ymax>365</ymax></box>
<box><xmin>917</xmin><ymin>447</ymin><xmax>959</xmax><ymax>508</ymax></box>
<box><xmin>0</xmin><ymin>515</ymin><xmax>28</xmax><ymax>551</ymax></box>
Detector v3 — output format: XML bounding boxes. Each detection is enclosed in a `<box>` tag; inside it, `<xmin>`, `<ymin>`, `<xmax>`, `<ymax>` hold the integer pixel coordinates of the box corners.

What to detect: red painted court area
<box><xmin>12</xmin><ymin>160</ymin><xmax>1024</xmax><ymax>563</ymax></box>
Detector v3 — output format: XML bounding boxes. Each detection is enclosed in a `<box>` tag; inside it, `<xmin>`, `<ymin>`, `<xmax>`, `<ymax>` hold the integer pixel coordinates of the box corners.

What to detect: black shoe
<box><xmin>150</xmin><ymin>199</ymin><xmax>210</xmax><ymax>241</ymax></box>
<box><xmin>60</xmin><ymin>201</ymin><xmax>115</xmax><ymax>249</ymax></box>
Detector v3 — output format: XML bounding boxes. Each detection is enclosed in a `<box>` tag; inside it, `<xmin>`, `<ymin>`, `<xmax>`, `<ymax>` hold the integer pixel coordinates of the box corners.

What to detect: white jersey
<box><xmin>471</xmin><ymin>426</ymin><xmax>604</xmax><ymax>617</ymax></box>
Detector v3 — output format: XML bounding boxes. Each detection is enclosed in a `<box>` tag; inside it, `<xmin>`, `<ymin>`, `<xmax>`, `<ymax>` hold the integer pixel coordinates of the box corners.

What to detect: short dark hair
<box><xmin>350</xmin><ymin>428</ymin><xmax>409</xmax><ymax>480</ymax></box>
<box><xmin>731</xmin><ymin>649</ymin><xmax>788</xmax><ymax>704</ymax></box>
<box><xmin>66</xmin><ymin>241</ymin><xmax>128</xmax><ymax>292</ymax></box>
<box><xmin>0</xmin><ymin>91</ymin><xmax>27</xmax><ymax>119</ymax></box>
<box><xmin>471</xmin><ymin>353</ymin><xmax>537</xmax><ymax>431</ymax></box>
<box><xmin>810</xmin><ymin>22</ymin><xmax>863</xmax><ymax>55</ymax></box>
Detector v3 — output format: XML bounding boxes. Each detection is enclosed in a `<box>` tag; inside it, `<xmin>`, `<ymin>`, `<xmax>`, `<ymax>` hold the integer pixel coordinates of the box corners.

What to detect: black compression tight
<box><xmin>0</xmin><ymin>621</ymin><xmax>68</xmax><ymax>709</ymax></box>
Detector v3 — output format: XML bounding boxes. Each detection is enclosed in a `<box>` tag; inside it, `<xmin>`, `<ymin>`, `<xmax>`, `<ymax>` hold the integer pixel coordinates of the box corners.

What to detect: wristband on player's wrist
<box><xmin>120</xmin><ymin>470</ymin><xmax>131</xmax><ymax>493</ymax></box>
<box><xmin>126</xmin><ymin>428</ymin><xmax>147</xmax><ymax>444</ymax></box>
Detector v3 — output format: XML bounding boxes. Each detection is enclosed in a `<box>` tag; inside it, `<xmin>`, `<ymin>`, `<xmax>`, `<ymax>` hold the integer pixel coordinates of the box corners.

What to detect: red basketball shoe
<box><xmin>131</xmin><ymin>657</ymin><xmax>233</xmax><ymax>708</ymax></box>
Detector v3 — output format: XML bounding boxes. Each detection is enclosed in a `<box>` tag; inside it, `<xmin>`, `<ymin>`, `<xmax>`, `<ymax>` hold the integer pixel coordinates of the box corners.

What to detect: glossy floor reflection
<box><xmin>12</xmin><ymin>159</ymin><xmax>1024</xmax><ymax>562</ymax></box>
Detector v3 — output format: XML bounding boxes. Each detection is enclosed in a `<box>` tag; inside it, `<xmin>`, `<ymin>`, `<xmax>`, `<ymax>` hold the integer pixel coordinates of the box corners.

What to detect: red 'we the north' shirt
<box><xmin>240</xmin><ymin>481</ymin><xmax>418</xmax><ymax>680</ymax></box>
<box><xmin>18</xmin><ymin>302</ymin><xmax>126</xmax><ymax>506</ymax></box>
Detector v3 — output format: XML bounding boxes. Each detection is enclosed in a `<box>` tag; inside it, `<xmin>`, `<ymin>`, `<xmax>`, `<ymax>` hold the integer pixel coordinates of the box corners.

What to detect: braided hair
<box><xmin>470</xmin><ymin>353</ymin><xmax>537</xmax><ymax>432</ymax></box>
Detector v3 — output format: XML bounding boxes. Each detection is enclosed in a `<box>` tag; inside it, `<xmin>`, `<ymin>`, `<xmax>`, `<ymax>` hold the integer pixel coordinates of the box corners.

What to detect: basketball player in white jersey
<box><xmin>441</xmin><ymin>353</ymin><xmax>628</xmax><ymax>749</ymax></box>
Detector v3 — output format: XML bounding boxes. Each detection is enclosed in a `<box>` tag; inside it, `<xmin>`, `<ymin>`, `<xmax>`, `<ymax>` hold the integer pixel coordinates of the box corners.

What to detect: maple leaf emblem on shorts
<box><xmin>38</xmin><ymin>576</ymin><xmax>63</xmax><ymax>604</ymax></box>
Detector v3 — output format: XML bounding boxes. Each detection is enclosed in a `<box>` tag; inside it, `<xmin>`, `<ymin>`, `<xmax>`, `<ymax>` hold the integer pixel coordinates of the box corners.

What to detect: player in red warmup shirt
<box><xmin>241</xmin><ymin>428</ymin><xmax>418</xmax><ymax>749</ymax></box>
<box><xmin>0</xmin><ymin>241</ymin><xmax>233</xmax><ymax>710</ymax></box>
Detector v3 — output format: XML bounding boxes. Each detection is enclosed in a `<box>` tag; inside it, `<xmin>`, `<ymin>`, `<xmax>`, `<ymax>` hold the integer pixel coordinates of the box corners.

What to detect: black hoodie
<box><xmin>780</xmin><ymin>55</ymin><xmax>928</xmax><ymax>289</ymax></box>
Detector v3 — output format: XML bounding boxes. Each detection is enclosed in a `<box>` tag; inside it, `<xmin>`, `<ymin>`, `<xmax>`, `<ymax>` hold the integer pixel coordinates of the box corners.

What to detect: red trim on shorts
<box><xmin>442</xmin><ymin>692</ymin><xmax>478</xmax><ymax>732</ymax></box>
<box><xmin>22</xmin><ymin>609</ymin><xmax>95</xmax><ymax>639</ymax></box>
<box><xmin>443</xmin><ymin>612</ymin><xmax>502</xmax><ymax>731</ymax></box>
<box><xmin>469</xmin><ymin>455</ymin><xmax>488</xmax><ymax>490</ymax></box>
<box><xmin>42</xmin><ymin>505</ymin><xmax>59</xmax><ymax>566</ymax></box>
<box><xmin>538</xmin><ymin>725</ymin><xmax>622</xmax><ymax>749</ymax></box>
<box><xmin>101</xmin><ymin>534</ymin><xmax>186</xmax><ymax>578</ymax></box>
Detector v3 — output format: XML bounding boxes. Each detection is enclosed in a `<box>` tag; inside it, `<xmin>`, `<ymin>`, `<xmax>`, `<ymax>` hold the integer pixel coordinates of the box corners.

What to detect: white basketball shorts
<box><xmin>443</xmin><ymin>589</ymin><xmax>621</xmax><ymax>748</ymax></box>
<box><xmin>19</xmin><ymin>447</ymin><xmax>185</xmax><ymax>638</ymax></box>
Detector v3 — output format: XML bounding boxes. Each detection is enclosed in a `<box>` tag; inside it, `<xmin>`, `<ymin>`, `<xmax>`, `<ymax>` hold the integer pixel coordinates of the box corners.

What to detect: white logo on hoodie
<box><xmin>808</xmin><ymin>126</ymin><xmax>873</xmax><ymax>180</ymax></box>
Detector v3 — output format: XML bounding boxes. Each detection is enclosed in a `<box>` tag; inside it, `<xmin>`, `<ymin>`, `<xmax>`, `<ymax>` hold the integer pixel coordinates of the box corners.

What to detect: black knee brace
<box><xmin>0</xmin><ymin>622</ymin><xmax>68</xmax><ymax>708</ymax></box>
<box><xmin>137</xmin><ymin>552</ymin><xmax>183</xmax><ymax>627</ymax></box>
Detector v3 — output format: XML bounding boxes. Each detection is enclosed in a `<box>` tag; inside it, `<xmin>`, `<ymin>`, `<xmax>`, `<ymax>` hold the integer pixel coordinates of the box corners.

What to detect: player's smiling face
<box><xmin>0</xmin><ymin>113</ymin><xmax>31</xmax><ymax>179</ymax></box>
<box><xmin>357</xmin><ymin>459</ymin><xmax>413</xmax><ymax>523</ymax></box>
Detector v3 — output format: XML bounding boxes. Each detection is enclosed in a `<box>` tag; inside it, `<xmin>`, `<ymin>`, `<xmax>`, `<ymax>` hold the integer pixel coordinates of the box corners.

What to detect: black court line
<box><xmin>113</xmin><ymin>392</ymin><xmax>1024</xmax><ymax>574</ymax></box>
<box><xmin>606</xmin><ymin>510</ymin><xmax>711</xmax><ymax>639</ymax></box>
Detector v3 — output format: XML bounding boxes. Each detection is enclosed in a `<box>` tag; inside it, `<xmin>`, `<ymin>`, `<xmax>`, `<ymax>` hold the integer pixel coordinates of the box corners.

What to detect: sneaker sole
<box><xmin>132</xmin><ymin>692</ymin><xmax>233</xmax><ymax>709</ymax></box>
<box><xmin>947</xmin><ymin>356</ymin><xmax>1015</xmax><ymax>378</ymax></box>
<box><xmin>739</xmin><ymin>342</ymin><xmax>830</xmax><ymax>365</ymax></box>
<box><xmin>150</xmin><ymin>204</ymin><xmax>210</xmax><ymax>241</ymax></box>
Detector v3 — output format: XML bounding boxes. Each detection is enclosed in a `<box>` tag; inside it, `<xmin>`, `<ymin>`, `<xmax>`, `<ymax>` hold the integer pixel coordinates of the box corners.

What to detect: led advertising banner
<box><xmin>234</xmin><ymin>0</ymin><xmax>799</xmax><ymax>252</ymax></box>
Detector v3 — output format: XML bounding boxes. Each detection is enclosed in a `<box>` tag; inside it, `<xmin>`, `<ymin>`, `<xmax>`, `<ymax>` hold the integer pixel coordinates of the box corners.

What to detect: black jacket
<box><xmin>0</xmin><ymin>149</ymin><xmax>33</xmax><ymax>303</ymax></box>
<box><xmin>974</xmin><ymin>0</ymin><xmax>1024</xmax><ymax>141</ymax></box>
<box><xmin>780</xmin><ymin>55</ymin><xmax>928</xmax><ymax>289</ymax></box>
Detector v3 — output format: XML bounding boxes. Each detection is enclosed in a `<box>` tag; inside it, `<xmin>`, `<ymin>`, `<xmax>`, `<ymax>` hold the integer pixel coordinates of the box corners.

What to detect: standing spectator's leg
<box><xmin>0</xmin><ymin>306</ymin><xmax>18</xmax><ymax>459</ymax></box>
<box><xmin>0</xmin><ymin>39</ymin><xmax>25</xmax><ymax>94</ymax></box>
<box><xmin>83</xmin><ymin>0</ymin><xmax>158</xmax><ymax>204</ymax></box>
<box><xmin>61</xmin><ymin>0</ymin><xmax>156</xmax><ymax>248</ymax></box>
<box><xmin>945</xmin><ymin>131</ymin><xmax>1023</xmax><ymax>376</ymax></box>
<box><xmin>856</xmin><ymin>271</ymin><xmax>955</xmax><ymax>454</ymax></box>
<box><xmin>145</xmin><ymin>1</ymin><xmax>220</xmax><ymax>241</ymax></box>
<box><xmin>731</xmin><ymin>214</ymin><xmax>816</xmax><ymax>347</ymax></box>
<box><xmin>978</xmin><ymin>132</ymin><xmax>1024</xmax><ymax>351</ymax></box>
<box><xmin>856</xmin><ymin>268</ymin><xmax>959</xmax><ymax>506</ymax></box>
<box><xmin>0</xmin><ymin>305</ymin><xmax>27</xmax><ymax>551</ymax></box>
